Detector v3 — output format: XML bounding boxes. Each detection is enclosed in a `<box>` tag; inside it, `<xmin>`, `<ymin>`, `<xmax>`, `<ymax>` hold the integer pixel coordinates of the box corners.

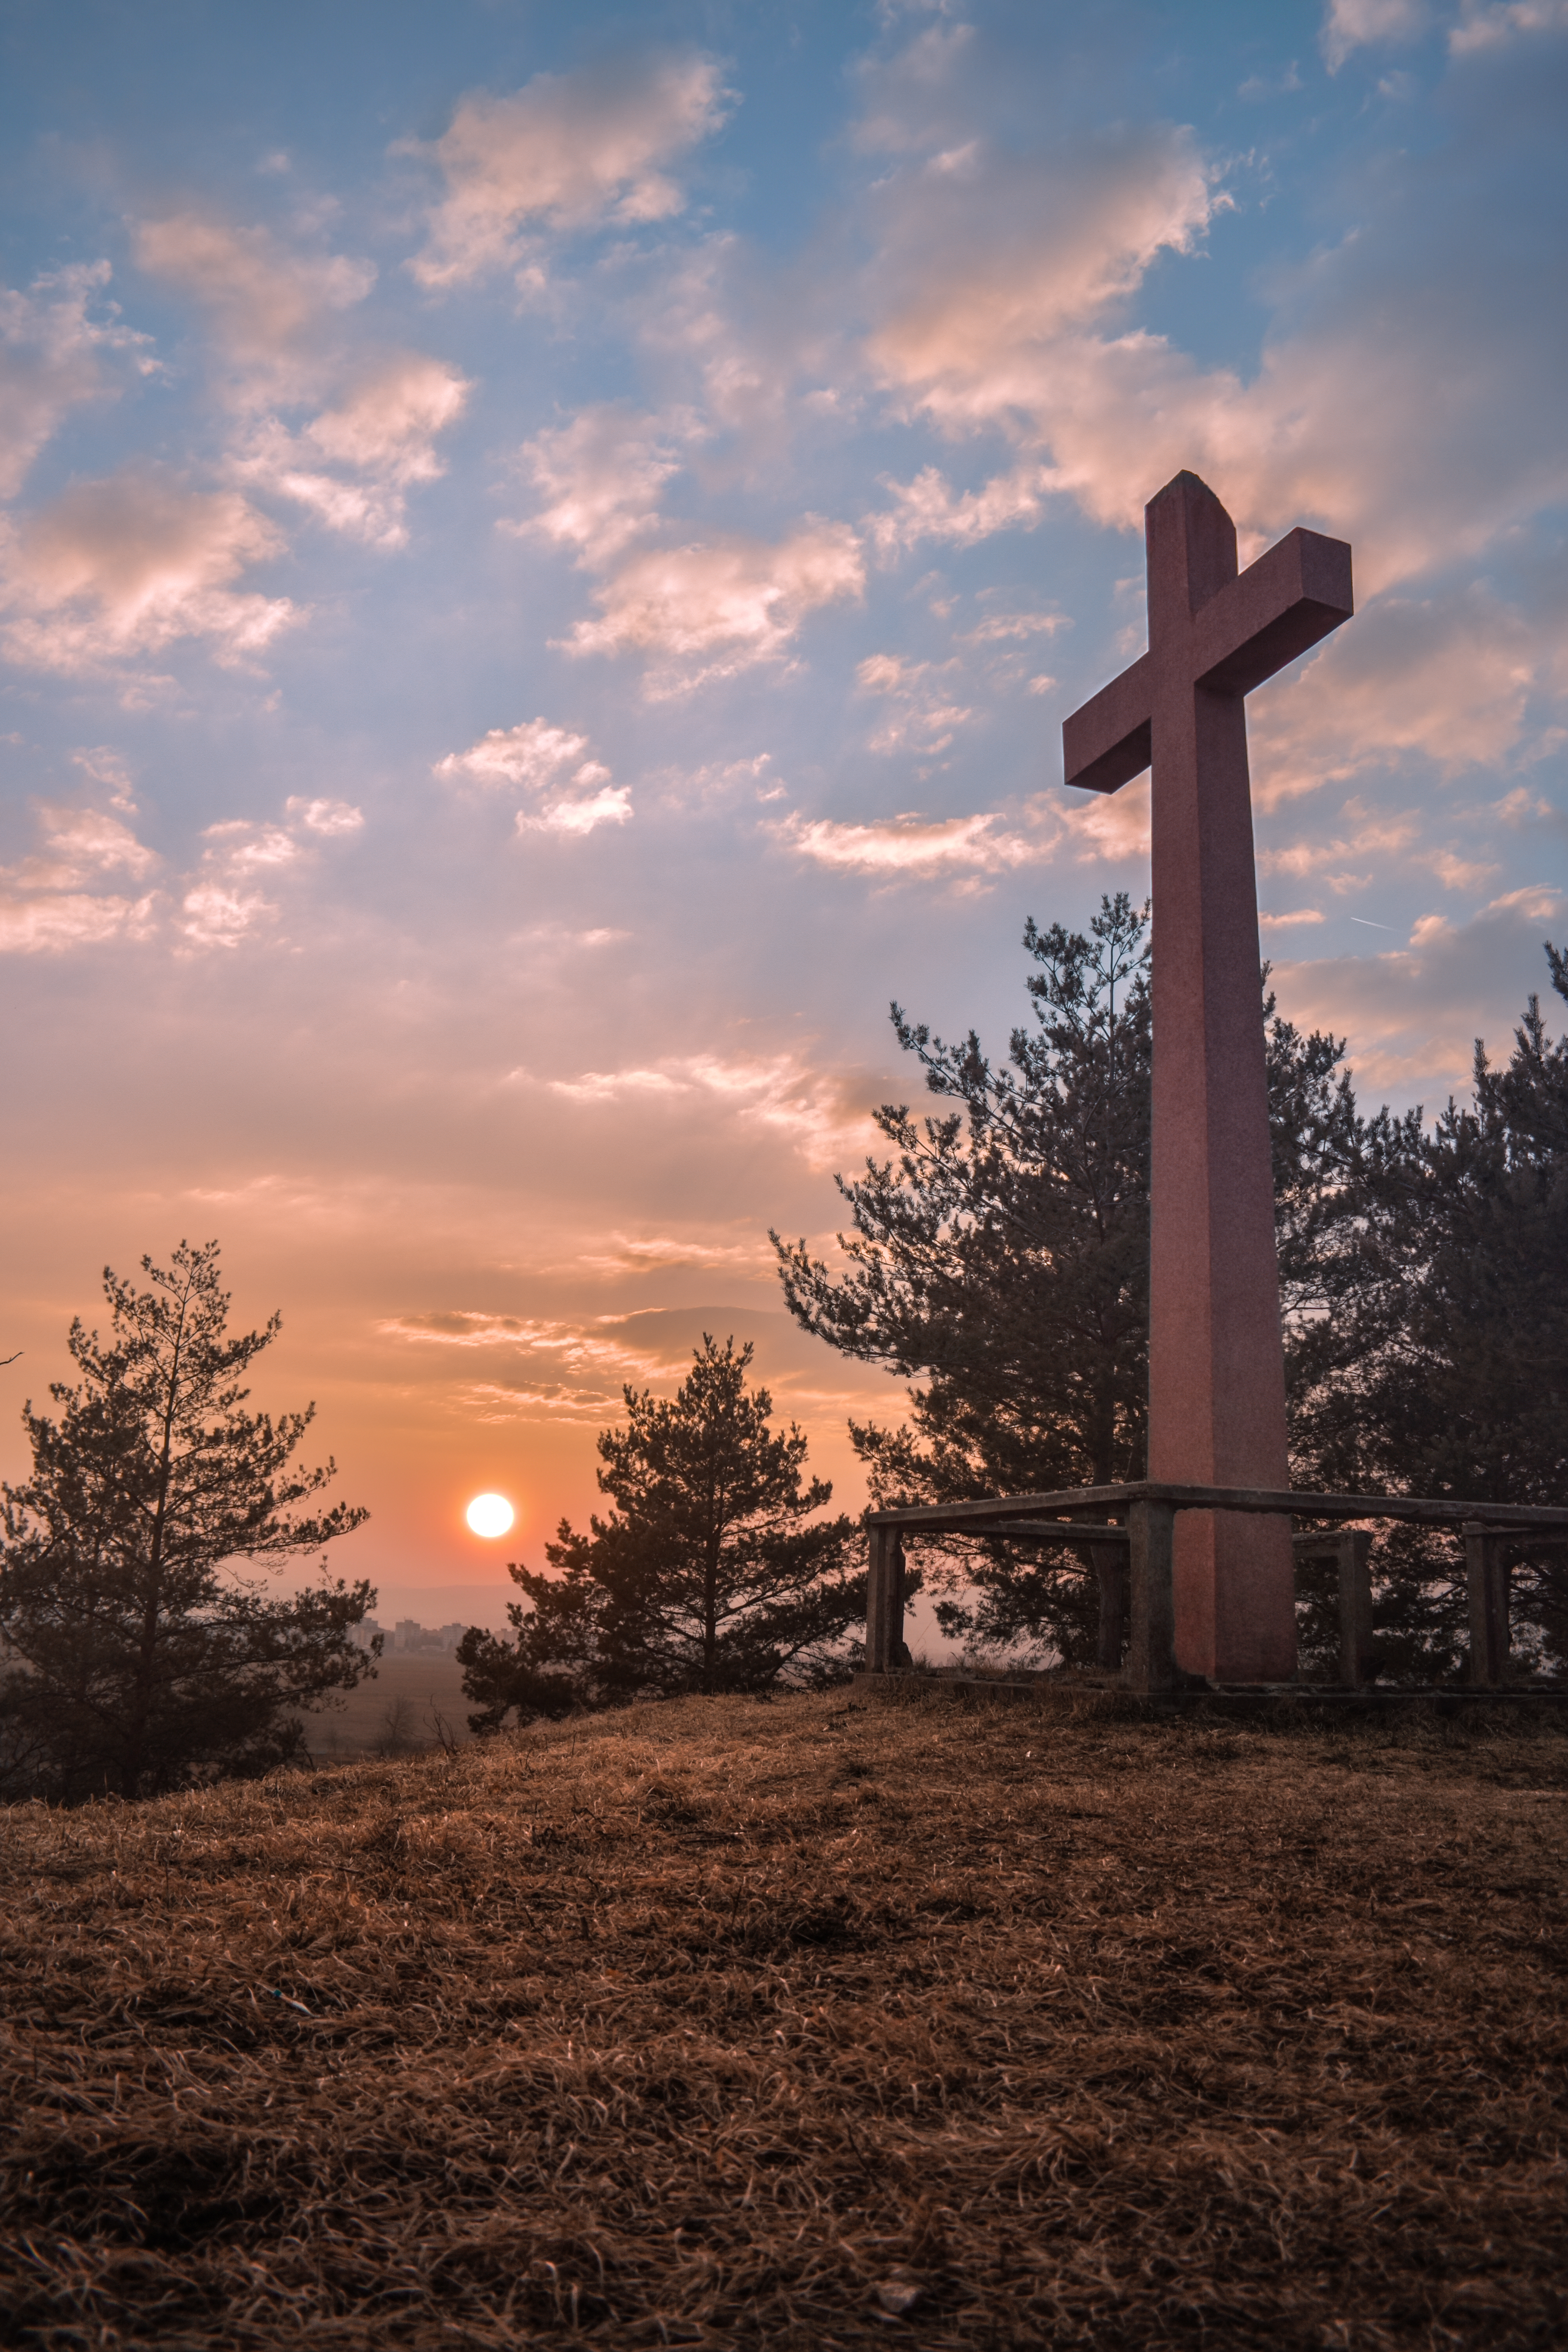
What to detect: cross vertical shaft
<box><xmin>1063</xmin><ymin>472</ymin><xmax>1353</xmax><ymax>1680</ymax></box>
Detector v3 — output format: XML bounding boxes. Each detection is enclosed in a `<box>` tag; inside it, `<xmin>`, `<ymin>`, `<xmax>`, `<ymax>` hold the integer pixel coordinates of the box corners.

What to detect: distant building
<box><xmin>378</xmin><ymin>1617</ymin><xmax>471</xmax><ymax>1653</ymax></box>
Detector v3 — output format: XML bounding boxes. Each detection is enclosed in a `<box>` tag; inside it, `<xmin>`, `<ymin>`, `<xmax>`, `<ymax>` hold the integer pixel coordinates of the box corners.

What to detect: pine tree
<box><xmin>1289</xmin><ymin>945</ymin><xmax>1568</xmax><ymax>1676</ymax></box>
<box><xmin>459</xmin><ymin>1336</ymin><xmax>860</xmax><ymax>1724</ymax></box>
<box><xmin>0</xmin><ymin>1241</ymin><xmax>373</xmax><ymax>1800</ymax></box>
<box><xmin>774</xmin><ymin>895</ymin><xmax>1359</xmax><ymax>1669</ymax></box>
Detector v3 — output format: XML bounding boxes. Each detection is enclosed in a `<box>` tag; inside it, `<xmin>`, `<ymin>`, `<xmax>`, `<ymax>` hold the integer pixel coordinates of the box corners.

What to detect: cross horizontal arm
<box><xmin>1061</xmin><ymin>651</ymin><xmax>1151</xmax><ymax>795</ymax></box>
<box><xmin>1191</xmin><ymin>527</ymin><xmax>1353</xmax><ymax>696</ymax></box>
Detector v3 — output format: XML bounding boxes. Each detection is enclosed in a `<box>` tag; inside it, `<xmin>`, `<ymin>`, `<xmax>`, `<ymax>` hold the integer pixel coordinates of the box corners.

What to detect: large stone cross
<box><xmin>1063</xmin><ymin>471</ymin><xmax>1353</xmax><ymax>1680</ymax></box>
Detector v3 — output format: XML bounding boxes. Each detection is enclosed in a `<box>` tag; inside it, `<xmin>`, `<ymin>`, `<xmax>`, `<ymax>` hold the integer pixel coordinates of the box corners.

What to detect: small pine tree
<box><xmin>0</xmin><ymin>1241</ymin><xmax>374</xmax><ymax>1800</ymax></box>
<box><xmin>459</xmin><ymin>1336</ymin><xmax>860</xmax><ymax>1725</ymax></box>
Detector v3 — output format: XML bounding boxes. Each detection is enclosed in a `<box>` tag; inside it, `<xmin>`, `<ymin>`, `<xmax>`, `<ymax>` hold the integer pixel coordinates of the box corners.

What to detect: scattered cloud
<box><xmin>286</xmin><ymin>796</ymin><xmax>364</xmax><ymax>835</ymax></box>
<box><xmin>3</xmin><ymin>805</ymin><xmax>158</xmax><ymax>893</ymax></box>
<box><xmin>1450</xmin><ymin>1</ymin><xmax>1568</xmax><ymax>51</ymax></box>
<box><xmin>853</xmin><ymin>24</ymin><xmax>1568</xmax><ymax>597</ymax></box>
<box><xmin>1239</xmin><ymin>62</ymin><xmax>1305</xmax><ymax>98</ymax></box>
<box><xmin>134</xmin><ymin>213</ymin><xmax>375</xmax><ymax>403</ymax></box>
<box><xmin>0</xmin><ymin>796</ymin><xmax>162</xmax><ymax>954</ymax></box>
<box><xmin>855</xmin><ymin>652</ymin><xmax>972</xmax><ymax>754</ymax></box>
<box><xmin>406</xmin><ymin>53</ymin><xmax>731</xmax><ymax>288</ymax></box>
<box><xmin>0</xmin><ymin>263</ymin><xmax>154</xmax><ymax>499</ymax></box>
<box><xmin>574</xmin><ymin>1231</ymin><xmax>769</xmax><ymax>1274</ymax></box>
<box><xmin>961</xmin><ymin>610</ymin><xmax>1068</xmax><ymax>646</ymax></box>
<box><xmin>436</xmin><ymin>717</ymin><xmax>597</xmax><ymax>790</ymax></box>
<box><xmin>546</xmin><ymin>1049</ymin><xmax>876</xmax><ymax>1168</ymax></box>
<box><xmin>654</xmin><ymin>751</ymin><xmax>780</xmax><ymax>806</ymax></box>
<box><xmin>1321</xmin><ymin>0</ymin><xmax>1430</xmax><ymax>73</ymax></box>
<box><xmin>0</xmin><ymin>784</ymin><xmax>367</xmax><ymax>957</ymax></box>
<box><xmin>864</xmin><ymin>122</ymin><xmax>1218</xmax><ymax>429</ymax></box>
<box><xmin>507</xmin><ymin>405</ymin><xmax>694</xmax><ymax>568</ymax></box>
<box><xmin>71</xmin><ymin>745</ymin><xmax>138</xmax><ymax>811</ymax></box>
<box><xmin>178</xmin><ymin>881</ymin><xmax>278</xmax><ymax>948</ymax></box>
<box><xmin>516</xmin><ymin>785</ymin><xmax>632</xmax><ymax>836</ymax></box>
<box><xmin>435</xmin><ymin>715</ymin><xmax>623</xmax><ymax>831</ymax></box>
<box><xmin>1056</xmin><ymin>776</ymin><xmax>1154</xmax><ymax>865</ymax></box>
<box><xmin>1274</xmin><ymin>882</ymin><xmax>1566</xmax><ymax>1100</ymax></box>
<box><xmin>1258</xmin><ymin>799</ymin><xmax>1421</xmax><ymax>889</ymax></box>
<box><xmin>0</xmin><ymin>470</ymin><xmax>297</xmax><ymax>679</ymax></box>
<box><xmin>866</xmin><ymin>460</ymin><xmax>1058</xmax><ymax>556</ymax></box>
<box><xmin>136</xmin><ymin>216</ymin><xmax>467</xmax><ymax>546</ymax></box>
<box><xmin>0</xmin><ymin>890</ymin><xmax>158</xmax><ymax>953</ymax></box>
<box><xmin>1248</xmin><ymin>585</ymin><xmax>1559</xmax><ymax>809</ymax></box>
<box><xmin>560</xmin><ymin>520</ymin><xmax>864</xmax><ymax>685</ymax></box>
<box><xmin>174</xmin><ymin>795</ymin><xmax>365</xmax><ymax>947</ymax></box>
<box><xmin>232</xmin><ymin>354</ymin><xmax>471</xmax><ymax>546</ymax></box>
<box><xmin>772</xmin><ymin>803</ymin><xmax>1049</xmax><ymax>880</ymax></box>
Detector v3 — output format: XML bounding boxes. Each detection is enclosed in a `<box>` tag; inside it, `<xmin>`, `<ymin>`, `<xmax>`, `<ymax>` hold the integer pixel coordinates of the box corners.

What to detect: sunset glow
<box><xmin>465</xmin><ymin>1494</ymin><xmax>515</xmax><ymax>1541</ymax></box>
<box><xmin>0</xmin><ymin>3</ymin><xmax>1562</xmax><ymax>1630</ymax></box>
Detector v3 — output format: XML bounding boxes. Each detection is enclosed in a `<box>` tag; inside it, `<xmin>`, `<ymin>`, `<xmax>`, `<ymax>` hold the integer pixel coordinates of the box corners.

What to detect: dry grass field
<box><xmin>2</xmin><ymin>1687</ymin><xmax>1566</xmax><ymax>2350</ymax></box>
<box><xmin>303</xmin><ymin>1652</ymin><xmax>472</xmax><ymax>1762</ymax></box>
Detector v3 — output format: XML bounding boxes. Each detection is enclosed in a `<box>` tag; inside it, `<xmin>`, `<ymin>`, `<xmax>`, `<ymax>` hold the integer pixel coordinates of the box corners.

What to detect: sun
<box><xmin>465</xmin><ymin>1492</ymin><xmax>515</xmax><ymax>1539</ymax></box>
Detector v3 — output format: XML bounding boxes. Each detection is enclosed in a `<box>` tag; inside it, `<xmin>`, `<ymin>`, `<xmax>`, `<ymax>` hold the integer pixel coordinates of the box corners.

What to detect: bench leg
<box><xmin>1465</xmin><ymin>1530</ymin><xmax>1508</xmax><ymax>1688</ymax></box>
<box><xmin>1123</xmin><ymin>1500</ymin><xmax>1176</xmax><ymax>1695</ymax></box>
<box><xmin>1338</xmin><ymin>1531</ymin><xmax>1375</xmax><ymax>1688</ymax></box>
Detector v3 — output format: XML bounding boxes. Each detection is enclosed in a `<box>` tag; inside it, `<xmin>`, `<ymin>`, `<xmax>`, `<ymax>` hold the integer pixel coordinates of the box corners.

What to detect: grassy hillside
<box><xmin>3</xmin><ymin>1689</ymin><xmax>1566</xmax><ymax>2348</ymax></box>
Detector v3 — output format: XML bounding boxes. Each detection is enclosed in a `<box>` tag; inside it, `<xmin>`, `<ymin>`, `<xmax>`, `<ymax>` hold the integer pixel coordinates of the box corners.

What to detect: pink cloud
<box><xmin>866</xmin><ymin>460</ymin><xmax>1058</xmax><ymax>557</ymax></box>
<box><xmin>0</xmin><ymin>793</ymin><xmax>163</xmax><ymax>955</ymax></box>
<box><xmin>546</xmin><ymin>1048</ymin><xmax>877</xmax><ymax>1169</ymax></box>
<box><xmin>771</xmin><ymin>804</ymin><xmax>1051</xmax><ymax>880</ymax></box>
<box><xmin>435</xmin><ymin>715</ymin><xmax>623</xmax><ymax>831</ymax></box>
<box><xmin>865</xmin><ymin>125</ymin><xmax>1217</xmax><ymax>427</ymax></box>
<box><xmin>855</xmin><ymin>652</ymin><xmax>973</xmax><ymax>754</ymax></box>
<box><xmin>133</xmin><ymin>214</ymin><xmax>375</xmax><ymax>402</ymax></box>
<box><xmin>515</xmin><ymin>786</ymin><xmax>632</xmax><ymax>837</ymax></box>
<box><xmin>231</xmin><ymin>353</ymin><xmax>471</xmax><ymax>547</ymax></box>
<box><xmin>853</xmin><ymin>32</ymin><xmax>1568</xmax><ymax>603</ymax></box>
<box><xmin>435</xmin><ymin>717</ymin><xmax>596</xmax><ymax>790</ymax></box>
<box><xmin>0</xmin><ymin>890</ymin><xmax>158</xmax><ymax>953</ymax></box>
<box><xmin>406</xmin><ymin>54</ymin><xmax>731</xmax><ymax>289</ymax></box>
<box><xmin>1320</xmin><ymin>0</ymin><xmax>1431</xmax><ymax>73</ymax></box>
<box><xmin>561</xmin><ymin>520</ymin><xmax>864</xmax><ymax>684</ymax></box>
<box><xmin>136</xmin><ymin>218</ymin><xmax>467</xmax><ymax>548</ymax></box>
<box><xmin>5</xmin><ymin>806</ymin><xmax>158</xmax><ymax>892</ymax></box>
<box><xmin>0</xmin><ymin>263</ymin><xmax>154</xmax><ymax>499</ymax></box>
<box><xmin>1272</xmin><ymin>882</ymin><xmax>1566</xmax><ymax>1101</ymax></box>
<box><xmin>1448</xmin><ymin>0</ymin><xmax>1568</xmax><ymax>51</ymax></box>
<box><xmin>506</xmin><ymin>405</ymin><xmax>693</xmax><ymax>568</ymax></box>
<box><xmin>0</xmin><ymin>470</ymin><xmax>297</xmax><ymax>678</ymax></box>
<box><xmin>1247</xmin><ymin>586</ymin><xmax>1559</xmax><ymax>810</ymax></box>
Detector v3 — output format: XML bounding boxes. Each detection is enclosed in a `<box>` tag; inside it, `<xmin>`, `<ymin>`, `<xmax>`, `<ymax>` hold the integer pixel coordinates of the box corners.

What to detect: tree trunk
<box><xmin>702</xmin><ymin>1532</ymin><xmax>720</xmax><ymax>1693</ymax></box>
<box><xmin>123</xmin><ymin>1287</ymin><xmax>190</xmax><ymax>1796</ymax></box>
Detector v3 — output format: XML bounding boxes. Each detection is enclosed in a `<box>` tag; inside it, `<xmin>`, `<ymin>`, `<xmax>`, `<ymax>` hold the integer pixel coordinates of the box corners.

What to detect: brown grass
<box><xmin>2</xmin><ymin>1689</ymin><xmax>1566</xmax><ymax>2350</ymax></box>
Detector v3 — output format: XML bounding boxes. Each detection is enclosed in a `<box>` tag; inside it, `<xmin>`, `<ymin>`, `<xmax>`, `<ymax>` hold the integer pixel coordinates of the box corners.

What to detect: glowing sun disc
<box><xmin>465</xmin><ymin>1492</ymin><xmax>514</xmax><ymax>1539</ymax></box>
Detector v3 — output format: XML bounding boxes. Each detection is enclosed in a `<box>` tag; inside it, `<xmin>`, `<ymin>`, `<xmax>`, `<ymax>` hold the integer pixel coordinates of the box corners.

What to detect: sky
<box><xmin>2</xmin><ymin>0</ymin><xmax>1565</xmax><ymax>1628</ymax></box>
